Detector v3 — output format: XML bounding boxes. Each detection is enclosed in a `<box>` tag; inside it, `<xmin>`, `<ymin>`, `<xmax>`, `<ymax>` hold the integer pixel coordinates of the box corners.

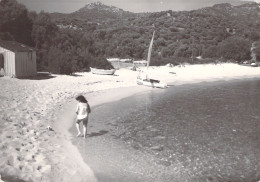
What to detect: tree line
<box><xmin>1</xmin><ymin>0</ymin><xmax>260</xmax><ymax>74</ymax></box>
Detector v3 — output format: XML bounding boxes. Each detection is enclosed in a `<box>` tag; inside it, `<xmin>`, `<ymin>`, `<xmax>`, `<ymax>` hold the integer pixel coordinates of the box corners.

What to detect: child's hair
<box><xmin>76</xmin><ymin>95</ymin><xmax>88</xmax><ymax>103</ymax></box>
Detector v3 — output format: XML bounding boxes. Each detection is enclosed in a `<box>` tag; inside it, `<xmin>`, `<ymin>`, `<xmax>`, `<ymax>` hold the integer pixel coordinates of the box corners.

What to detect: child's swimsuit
<box><xmin>76</xmin><ymin>103</ymin><xmax>89</xmax><ymax>126</ymax></box>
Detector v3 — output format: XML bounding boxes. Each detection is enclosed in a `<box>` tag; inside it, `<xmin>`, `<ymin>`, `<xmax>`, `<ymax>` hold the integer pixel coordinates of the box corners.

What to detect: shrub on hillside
<box><xmin>150</xmin><ymin>56</ymin><xmax>193</xmax><ymax>66</ymax></box>
<box><xmin>217</xmin><ymin>36</ymin><xmax>251</xmax><ymax>62</ymax></box>
<box><xmin>195</xmin><ymin>58</ymin><xmax>219</xmax><ymax>64</ymax></box>
<box><xmin>255</xmin><ymin>41</ymin><xmax>260</xmax><ymax>61</ymax></box>
<box><xmin>202</xmin><ymin>46</ymin><xmax>218</xmax><ymax>59</ymax></box>
<box><xmin>90</xmin><ymin>57</ymin><xmax>114</xmax><ymax>70</ymax></box>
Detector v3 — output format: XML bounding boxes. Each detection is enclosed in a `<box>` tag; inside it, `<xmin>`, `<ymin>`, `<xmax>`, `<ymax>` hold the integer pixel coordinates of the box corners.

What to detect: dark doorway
<box><xmin>0</xmin><ymin>54</ymin><xmax>4</xmax><ymax>69</ymax></box>
<box><xmin>0</xmin><ymin>54</ymin><xmax>4</xmax><ymax>76</ymax></box>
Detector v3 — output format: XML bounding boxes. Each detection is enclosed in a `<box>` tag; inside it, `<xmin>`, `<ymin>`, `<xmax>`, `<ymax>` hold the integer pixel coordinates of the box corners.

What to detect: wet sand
<box><xmin>65</xmin><ymin>86</ymin><xmax>178</xmax><ymax>182</ymax></box>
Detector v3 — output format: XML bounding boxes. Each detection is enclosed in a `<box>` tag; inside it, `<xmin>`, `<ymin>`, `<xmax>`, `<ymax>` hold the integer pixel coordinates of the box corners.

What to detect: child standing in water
<box><xmin>75</xmin><ymin>95</ymin><xmax>91</xmax><ymax>138</ymax></box>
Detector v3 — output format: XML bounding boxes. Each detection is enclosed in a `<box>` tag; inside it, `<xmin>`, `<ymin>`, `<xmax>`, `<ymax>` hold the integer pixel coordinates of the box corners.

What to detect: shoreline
<box><xmin>76</xmin><ymin>78</ymin><xmax>260</xmax><ymax>182</ymax></box>
<box><xmin>68</xmin><ymin>77</ymin><xmax>260</xmax><ymax>182</ymax></box>
<box><xmin>0</xmin><ymin>63</ymin><xmax>260</xmax><ymax>182</ymax></box>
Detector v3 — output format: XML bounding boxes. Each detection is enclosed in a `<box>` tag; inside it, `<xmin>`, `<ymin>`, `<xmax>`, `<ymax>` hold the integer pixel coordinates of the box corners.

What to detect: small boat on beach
<box><xmin>90</xmin><ymin>67</ymin><xmax>116</xmax><ymax>75</ymax></box>
<box><xmin>137</xmin><ymin>31</ymin><xmax>168</xmax><ymax>89</ymax></box>
<box><xmin>240</xmin><ymin>61</ymin><xmax>259</xmax><ymax>67</ymax></box>
<box><xmin>250</xmin><ymin>62</ymin><xmax>258</xmax><ymax>67</ymax></box>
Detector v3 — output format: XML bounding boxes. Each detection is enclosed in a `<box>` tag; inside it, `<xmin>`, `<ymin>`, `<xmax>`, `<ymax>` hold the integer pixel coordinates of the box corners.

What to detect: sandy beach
<box><xmin>0</xmin><ymin>63</ymin><xmax>260</xmax><ymax>182</ymax></box>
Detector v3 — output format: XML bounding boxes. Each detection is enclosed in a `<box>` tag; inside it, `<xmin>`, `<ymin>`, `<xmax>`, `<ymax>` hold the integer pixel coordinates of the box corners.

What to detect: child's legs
<box><xmin>75</xmin><ymin>119</ymin><xmax>81</xmax><ymax>134</ymax></box>
<box><xmin>83</xmin><ymin>125</ymin><xmax>87</xmax><ymax>138</ymax></box>
<box><xmin>82</xmin><ymin>117</ymin><xmax>88</xmax><ymax>138</ymax></box>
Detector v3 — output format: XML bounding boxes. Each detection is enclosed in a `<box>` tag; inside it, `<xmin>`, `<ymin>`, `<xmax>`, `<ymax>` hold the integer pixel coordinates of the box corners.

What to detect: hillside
<box><xmin>51</xmin><ymin>2</ymin><xmax>260</xmax><ymax>63</ymax></box>
<box><xmin>1</xmin><ymin>0</ymin><xmax>260</xmax><ymax>74</ymax></box>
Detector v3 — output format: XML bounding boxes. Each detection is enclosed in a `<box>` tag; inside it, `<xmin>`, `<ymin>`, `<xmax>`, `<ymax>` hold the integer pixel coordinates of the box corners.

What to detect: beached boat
<box><xmin>90</xmin><ymin>67</ymin><xmax>116</xmax><ymax>75</ymax></box>
<box><xmin>241</xmin><ymin>61</ymin><xmax>259</xmax><ymax>67</ymax></box>
<box><xmin>250</xmin><ymin>62</ymin><xmax>258</xmax><ymax>67</ymax></box>
<box><xmin>137</xmin><ymin>31</ymin><xmax>168</xmax><ymax>88</ymax></box>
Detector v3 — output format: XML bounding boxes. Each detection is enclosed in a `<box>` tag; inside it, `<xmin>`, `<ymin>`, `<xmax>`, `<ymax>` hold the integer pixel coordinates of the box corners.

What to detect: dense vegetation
<box><xmin>1</xmin><ymin>0</ymin><xmax>260</xmax><ymax>74</ymax></box>
<box><xmin>0</xmin><ymin>0</ymin><xmax>113</xmax><ymax>74</ymax></box>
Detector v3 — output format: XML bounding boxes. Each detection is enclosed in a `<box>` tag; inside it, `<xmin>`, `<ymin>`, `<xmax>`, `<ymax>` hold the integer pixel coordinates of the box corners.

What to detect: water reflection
<box><xmin>91</xmin><ymin>79</ymin><xmax>260</xmax><ymax>181</ymax></box>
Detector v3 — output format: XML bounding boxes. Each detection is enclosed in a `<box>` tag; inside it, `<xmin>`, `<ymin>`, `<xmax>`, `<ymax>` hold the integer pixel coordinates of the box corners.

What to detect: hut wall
<box><xmin>15</xmin><ymin>51</ymin><xmax>37</xmax><ymax>77</ymax></box>
<box><xmin>0</xmin><ymin>47</ymin><xmax>16</xmax><ymax>77</ymax></box>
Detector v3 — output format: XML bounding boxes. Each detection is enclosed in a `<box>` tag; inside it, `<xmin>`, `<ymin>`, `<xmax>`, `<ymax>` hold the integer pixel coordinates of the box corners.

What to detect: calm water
<box><xmin>91</xmin><ymin>78</ymin><xmax>260</xmax><ymax>181</ymax></box>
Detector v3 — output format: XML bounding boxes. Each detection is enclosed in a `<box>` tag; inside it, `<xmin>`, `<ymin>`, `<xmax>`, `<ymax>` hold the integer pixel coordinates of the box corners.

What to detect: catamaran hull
<box><xmin>137</xmin><ymin>78</ymin><xmax>168</xmax><ymax>88</ymax></box>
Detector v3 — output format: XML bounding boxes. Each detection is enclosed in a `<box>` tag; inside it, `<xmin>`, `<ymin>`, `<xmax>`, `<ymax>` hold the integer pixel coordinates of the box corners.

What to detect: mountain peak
<box><xmin>213</xmin><ymin>3</ymin><xmax>233</xmax><ymax>9</ymax></box>
<box><xmin>85</xmin><ymin>1</ymin><xmax>105</xmax><ymax>9</ymax></box>
<box><xmin>71</xmin><ymin>1</ymin><xmax>134</xmax><ymax>20</ymax></box>
<box><xmin>78</xmin><ymin>1</ymin><xmax>123</xmax><ymax>14</ymax></box>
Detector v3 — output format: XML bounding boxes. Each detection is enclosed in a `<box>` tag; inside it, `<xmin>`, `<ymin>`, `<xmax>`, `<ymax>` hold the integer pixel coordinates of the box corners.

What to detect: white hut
<box><xmin>0</xmin><ymin>40</ymin><xmax>36</xmax><ymax>78</ymax></box>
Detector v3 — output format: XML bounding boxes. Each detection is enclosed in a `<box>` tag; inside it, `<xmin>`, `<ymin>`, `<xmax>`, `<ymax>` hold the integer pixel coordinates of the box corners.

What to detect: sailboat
<box><xmin>137</xmin><ymin>31</ymin><xmax>168</xmax><ymax>88</ymax></box>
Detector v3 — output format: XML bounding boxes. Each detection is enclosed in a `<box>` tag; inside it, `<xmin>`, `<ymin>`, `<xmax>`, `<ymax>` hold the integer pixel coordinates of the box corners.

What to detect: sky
<box><xmin>16</xmin><ymin>0</ymin><xmax>258</xmax><ymax>13</ymax></box>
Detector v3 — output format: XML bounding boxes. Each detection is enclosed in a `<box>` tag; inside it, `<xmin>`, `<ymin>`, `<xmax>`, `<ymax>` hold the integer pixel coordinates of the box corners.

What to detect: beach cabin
<box><xmin>0</xmin><ymin>40</ymin><xmax>36</xmax><ymax>78</ymax></box>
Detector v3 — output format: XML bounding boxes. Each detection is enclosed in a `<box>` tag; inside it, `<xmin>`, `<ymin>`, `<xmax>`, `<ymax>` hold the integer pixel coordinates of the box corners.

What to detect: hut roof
<box><xmin>0</xmin><ymin>40</ymin><xmax>35</xmax><ymax>52</ymax></box>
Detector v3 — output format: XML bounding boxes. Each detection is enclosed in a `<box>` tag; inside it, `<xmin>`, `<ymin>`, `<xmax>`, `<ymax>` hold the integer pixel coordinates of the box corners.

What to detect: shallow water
<box><xmin>90</xmin><ymin>78</ymin><xmax>260</xmax><ymax>181</ymax></box>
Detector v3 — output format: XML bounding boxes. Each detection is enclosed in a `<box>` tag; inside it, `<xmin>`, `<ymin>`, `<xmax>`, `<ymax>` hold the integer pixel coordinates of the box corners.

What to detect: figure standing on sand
<box><xmin>75</xmin><ymin>95</ymin><xmax>91</xmax><ymax>138</ymax></box>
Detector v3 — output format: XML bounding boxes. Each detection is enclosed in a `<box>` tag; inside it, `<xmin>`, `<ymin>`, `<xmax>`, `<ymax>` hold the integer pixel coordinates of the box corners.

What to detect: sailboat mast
<box><xmin>147</xmin><ymin>31</ymin><xmax>155</xmax><ymax>70</ymax></box>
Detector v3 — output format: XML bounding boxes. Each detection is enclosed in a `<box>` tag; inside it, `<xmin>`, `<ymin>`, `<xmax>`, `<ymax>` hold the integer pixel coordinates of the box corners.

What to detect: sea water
<box><xmin>91</xmin><ymin>78</ymin><xmax>260</xmax><ymax>181</ymax></box>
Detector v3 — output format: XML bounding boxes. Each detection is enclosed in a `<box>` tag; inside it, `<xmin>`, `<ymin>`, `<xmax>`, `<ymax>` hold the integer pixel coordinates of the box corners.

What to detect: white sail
<box><xmin>147</xmin><ymin>31</ymin><xmax>155</xmax><ymax>70</ymax></box>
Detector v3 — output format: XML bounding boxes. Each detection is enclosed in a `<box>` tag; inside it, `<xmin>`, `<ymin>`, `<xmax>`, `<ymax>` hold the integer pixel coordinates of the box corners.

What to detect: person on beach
<box><xmin>75</xmin><ymin>95</ymin><xmax>91</xmax><ymax>138</ymax></box>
